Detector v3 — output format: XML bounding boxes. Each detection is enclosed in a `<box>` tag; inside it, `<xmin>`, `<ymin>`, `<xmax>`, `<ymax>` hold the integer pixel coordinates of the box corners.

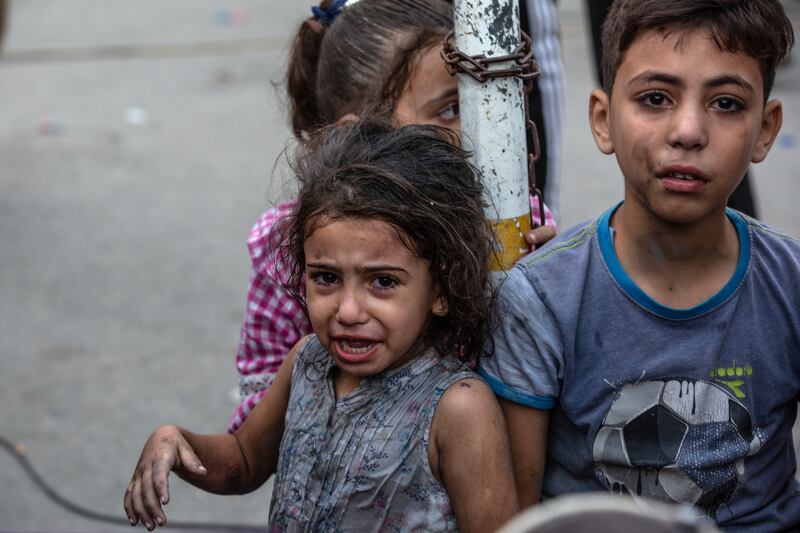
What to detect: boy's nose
<box><xmin>335</xmin><ymin>287</ymin><xmax>368</xmax><ymax>325</ymax></box>
<box><xmin>666</xmin><ymin>103</ymin><xmax>708</xmax><ymax>150</ymax></box>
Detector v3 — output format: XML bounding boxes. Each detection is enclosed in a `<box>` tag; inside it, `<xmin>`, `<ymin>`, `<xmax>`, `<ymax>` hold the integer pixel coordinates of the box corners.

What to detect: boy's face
<box><xmin>589</xmin><ymin>29</ymin><xmax>782</xmax><ymax>224</ymax></box>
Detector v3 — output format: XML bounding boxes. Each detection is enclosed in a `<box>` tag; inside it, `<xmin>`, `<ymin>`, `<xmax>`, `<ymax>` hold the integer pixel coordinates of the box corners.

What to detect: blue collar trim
<box><xmin>597</xmin><ymin>203</ymin><xmax>750</xmax><ymax>320</ymax></box>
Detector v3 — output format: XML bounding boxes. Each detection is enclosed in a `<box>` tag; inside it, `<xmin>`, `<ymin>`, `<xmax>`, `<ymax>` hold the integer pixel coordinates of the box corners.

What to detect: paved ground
<box><xmin>0</xmin><ymin>1</ymin><xmax>797</xmax><ymax>531</ymax></box>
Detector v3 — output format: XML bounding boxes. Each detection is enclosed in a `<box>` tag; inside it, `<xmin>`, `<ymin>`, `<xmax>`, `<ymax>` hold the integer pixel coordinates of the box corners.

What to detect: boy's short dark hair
<box><xmin>601</xmin><ymin>0</ymin><xmax>794</xmax><ymax>100</ymax></box>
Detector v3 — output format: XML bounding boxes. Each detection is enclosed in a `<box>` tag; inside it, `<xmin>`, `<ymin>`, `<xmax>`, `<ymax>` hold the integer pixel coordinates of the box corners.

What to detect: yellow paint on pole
<box><xmin>489</xmin><ymin>213</ymin><xmax>531</xmax><ymax>271</ymax></box>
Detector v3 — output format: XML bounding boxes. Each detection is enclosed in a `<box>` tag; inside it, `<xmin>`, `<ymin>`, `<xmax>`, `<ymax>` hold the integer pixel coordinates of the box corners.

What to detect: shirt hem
<box><xmin>478</xmin><ymin>370</ymin><xmax>556</xmax><ymax>409</ymax></box>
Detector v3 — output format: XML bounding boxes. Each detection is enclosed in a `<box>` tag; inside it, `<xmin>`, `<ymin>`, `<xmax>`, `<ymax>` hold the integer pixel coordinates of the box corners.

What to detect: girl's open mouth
<box><xmin>333</xmin><ymin>338</ymin><xmax>379</xmax><ymax>364</ymax></box>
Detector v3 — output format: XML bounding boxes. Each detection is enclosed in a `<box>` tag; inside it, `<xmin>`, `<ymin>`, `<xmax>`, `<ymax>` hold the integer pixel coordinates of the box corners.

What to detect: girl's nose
<box><xmin>666</xmin><ymin>103</ymin><xmax>708</xmax><ymax>150</ymax></box>
<box><xmin>335</xmin><ymin>287</ymin><xmax>368</xmax><ymax>325</ymax></box>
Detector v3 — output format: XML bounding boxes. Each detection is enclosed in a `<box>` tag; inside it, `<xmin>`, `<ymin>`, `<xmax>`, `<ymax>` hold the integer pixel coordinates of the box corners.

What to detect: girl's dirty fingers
<box><xmin>141</xmin><ymin>463</ymin><xmax>166</xmax><ymax>527</ymax></box>
<box><xmin>123</xmin><ymin>481</ymin><xmax>138</xmax><ymax>526</ymax></box>
<box><xmin>151</xmin><ymin>455</ymin><xmax>173</xmax><ymax>507</ymax></box>
<box><xmin>129</xmin><ymin>477</ymin><xmax>155</xmax><ymax>530</ymax></box>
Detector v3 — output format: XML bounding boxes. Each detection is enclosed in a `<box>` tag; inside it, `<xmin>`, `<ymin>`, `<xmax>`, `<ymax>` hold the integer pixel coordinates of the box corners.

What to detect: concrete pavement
<box><xmin>0</xmin><ymin>1</ymin><xmax>797</xmax><ymax>531</ymax></box>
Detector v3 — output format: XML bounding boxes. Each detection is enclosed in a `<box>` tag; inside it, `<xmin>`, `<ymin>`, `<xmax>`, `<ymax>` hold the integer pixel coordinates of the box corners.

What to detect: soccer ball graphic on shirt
<box><xmin>592</xmin><ymin>379</ymin><xmax>763</xmax><ymax>518</ymax></box>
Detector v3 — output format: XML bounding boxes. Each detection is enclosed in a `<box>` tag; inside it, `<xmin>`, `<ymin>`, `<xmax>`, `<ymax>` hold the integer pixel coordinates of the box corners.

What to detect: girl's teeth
<box><xmin>340</xmin><ymin>340</ymin><xmax>374</xmax><ymax>353</ymax></box>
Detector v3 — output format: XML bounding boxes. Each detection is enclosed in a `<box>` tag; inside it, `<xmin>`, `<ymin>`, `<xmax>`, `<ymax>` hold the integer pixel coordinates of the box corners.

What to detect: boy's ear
<box><xmin>751</xmin><ymin>99</ymin><xmax>783</xmax><ymax>163</ymax></box>
<box><xmin>431</xmin><ymin>293</ymin><xmax>448</xmax><ymax>317</ymax></box>
<box><xmin>589</xmin><ymin>89</ymin><xmax>615</xmax><ymax>155</ymax></box>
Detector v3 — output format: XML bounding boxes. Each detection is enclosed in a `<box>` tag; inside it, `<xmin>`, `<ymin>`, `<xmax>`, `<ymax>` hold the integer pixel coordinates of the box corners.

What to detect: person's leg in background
<box><xmin>584</xmin><ymin>0</ymin><xmax>758</xmax><ymax>217</ymax></box>
<box><xmin>521</xmin><ymin>0</ymin><xmax>566</xmax><ymax>221</ymax></box>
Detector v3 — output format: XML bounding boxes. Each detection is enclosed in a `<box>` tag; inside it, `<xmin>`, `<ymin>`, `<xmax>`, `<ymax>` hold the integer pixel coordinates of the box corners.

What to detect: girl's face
<box><xmin>393</xmin><ymin>44</ymin><xmax>460</xmax><ymax>131</ymax></box>
<box><xmin>304</xmin><ymin>217</ymin><xmax>447</xmax><ymax>378</ymax></box>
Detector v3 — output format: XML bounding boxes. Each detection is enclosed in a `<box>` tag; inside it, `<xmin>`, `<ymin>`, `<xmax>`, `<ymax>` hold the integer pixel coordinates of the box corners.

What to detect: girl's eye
<box><xmin>638</xmin><ymin>91</ymin><xmax>670</xmax><ymax>107</ymax></box>
<box><xmin>437</xmin><ymin>102</ymin><xmax>459</xmax><ymax>121</ymax></box>
<box><xmin>371</xmin><ymin>275</ymin><xmax>399</xmax><ymax>291</ymax></box>
<box><xmin>712</xmin><ymin>96</ymin><xmax>744</xmax><ymax>112</ymax></box>
<box><xmin>310</xmin><ymin>271</ymin><xmax>339</xmax><ymax>286</ymax></box>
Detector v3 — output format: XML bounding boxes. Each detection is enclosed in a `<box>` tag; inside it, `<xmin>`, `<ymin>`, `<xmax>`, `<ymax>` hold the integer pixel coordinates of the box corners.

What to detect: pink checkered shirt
<box><xmin>228</xmin><ymin>197</ymin><xmax>557</xmax><ymax>432</ymax></box>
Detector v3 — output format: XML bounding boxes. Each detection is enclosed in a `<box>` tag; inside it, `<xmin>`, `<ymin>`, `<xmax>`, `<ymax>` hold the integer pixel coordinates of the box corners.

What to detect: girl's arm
<box><xmin>430</xmin><ymin>378</ymin><xmax>518</xmax><ymax>533</ymax></box>
<box><xmin>499</xmin><ymin>397</ymin><xmax>549</xmax><ymax>507</ymax></box>
<box><xmin>124</xmin><ymin>338</ymin><xmax>305</xmax><ymax>531</ymax></box>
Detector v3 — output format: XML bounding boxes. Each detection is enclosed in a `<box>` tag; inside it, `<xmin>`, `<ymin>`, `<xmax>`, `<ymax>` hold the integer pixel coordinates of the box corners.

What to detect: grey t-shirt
<box><xmin>480</xmin><ymin>205</ymin><xmax>800</xmax><ymax>532</ymax></box>
<box><xmin>269</xmin><ymin>336</ymin><xmax>474</xmax><ymax>532</ymax></box>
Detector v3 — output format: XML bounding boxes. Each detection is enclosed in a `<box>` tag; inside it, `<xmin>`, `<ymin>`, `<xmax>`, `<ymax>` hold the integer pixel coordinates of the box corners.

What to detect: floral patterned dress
<box><xmin>268</xmin><ymin>336</ymin><xmax>474</xmax><ymax>532</ymax></box>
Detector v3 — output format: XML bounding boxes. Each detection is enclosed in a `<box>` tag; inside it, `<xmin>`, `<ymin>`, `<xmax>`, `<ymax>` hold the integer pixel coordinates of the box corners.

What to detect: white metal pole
<box><xmin>453</xmin><ymin>0</ymin><xmax>530</xmax><ymax>271</ymax></box>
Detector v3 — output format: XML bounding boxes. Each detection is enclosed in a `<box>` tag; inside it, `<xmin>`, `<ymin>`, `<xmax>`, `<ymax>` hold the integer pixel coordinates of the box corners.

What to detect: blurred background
<box><xmin>0</xmin><ymin>0</ymin><xmax>797</xmax><ymax>531</ymax></box>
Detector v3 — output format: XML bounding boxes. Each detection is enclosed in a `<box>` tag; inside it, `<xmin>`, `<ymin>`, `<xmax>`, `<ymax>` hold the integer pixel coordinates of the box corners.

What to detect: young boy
<box><xmin>479</xmin><ymin>0</ymin><xmax>798</xmax><ymax>530</ymax></box>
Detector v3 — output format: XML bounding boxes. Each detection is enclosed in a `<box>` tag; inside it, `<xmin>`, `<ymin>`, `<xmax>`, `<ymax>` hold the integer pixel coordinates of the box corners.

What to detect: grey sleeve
<box><xmin>478</xmin><ymin>267</ymin><xmax>564</xmax><ymax>409</ymax></box>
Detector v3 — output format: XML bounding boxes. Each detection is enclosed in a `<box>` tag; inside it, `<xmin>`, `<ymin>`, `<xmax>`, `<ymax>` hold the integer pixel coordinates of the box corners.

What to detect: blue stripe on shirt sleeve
<box><xmin>478</xmin><ymin>370</ymin><xmax>556</xmax><ymax>410</ymax></box>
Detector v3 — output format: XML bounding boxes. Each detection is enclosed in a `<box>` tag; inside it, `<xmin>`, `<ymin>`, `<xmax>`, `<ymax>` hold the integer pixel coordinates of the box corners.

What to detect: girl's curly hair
<box><xmin>274</xmin><ymin>119</ymin><xmax>496</xmax><ymax>364</ymax></box>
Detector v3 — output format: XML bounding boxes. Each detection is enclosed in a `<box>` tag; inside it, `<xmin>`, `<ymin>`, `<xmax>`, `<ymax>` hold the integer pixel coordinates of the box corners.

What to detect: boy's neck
<box><xmin>610</xmin><ymin>200</ymin><xmax>740</xmax><ymax>309</ymax></box>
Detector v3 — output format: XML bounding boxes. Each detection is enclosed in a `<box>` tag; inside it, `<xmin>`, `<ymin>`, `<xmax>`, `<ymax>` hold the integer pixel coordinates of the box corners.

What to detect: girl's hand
<box><xmin>122</xmin><ymin>337</ymin><xmax>303</xmax><ymax>529</ymax></box>
<box><xmin>524</xmin><ymin>225</ymin><xmax>557</xmax><ymax>251</ymax></box>
<box><xmin>123</xmin><ymin>425</ymin><xmax>207</xmax><ymax>530</ymax></box>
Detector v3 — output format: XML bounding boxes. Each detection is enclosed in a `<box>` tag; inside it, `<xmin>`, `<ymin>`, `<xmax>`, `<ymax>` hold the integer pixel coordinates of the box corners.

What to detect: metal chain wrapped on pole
<box><xmin>444</xmin><ymin>0</ymin><xmax>543</xmax><ymax>271</ymax></box>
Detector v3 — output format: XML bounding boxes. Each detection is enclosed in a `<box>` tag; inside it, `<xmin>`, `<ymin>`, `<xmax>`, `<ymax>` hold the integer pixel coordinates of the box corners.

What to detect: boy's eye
<box><xmin>712</xmin><ymin>96</ymin><xmax>743</xmax><ymax>112</ymax></box>
<box><xmin>371</xmin><ymin>275</ymin><xmax>399</xmax><ymax>291</ymax></box>
<box><xmin>639</xmin><ymin>91</ymin><xmax>670</xmax><ymax>107</ymax></box>
<box><xmin>437</xmin><ymin>102</ymin><xmax>459</xmax><ymax>121</ymax></box>
<box><xmin>310</xmin><ymin>271</ymin><xmax>339</xmax><ymax>286</ymax></box>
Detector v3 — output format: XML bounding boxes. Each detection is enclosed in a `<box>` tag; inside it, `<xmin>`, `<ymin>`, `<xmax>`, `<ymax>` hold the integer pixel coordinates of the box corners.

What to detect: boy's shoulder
<box><xmin>517</xmin><ymin>211</ymin><xmax>605</xmax><ymax>271</ymax></box>
<box><xmin>496</xmin><ymin>211</ymin><xmax>611</xmax><ymax>329</ymax></box>
<box><xmin>741</xmin><ymin>212</ymin><xmax>800</xmax><ymax>250</ymax></box>
<box><xmin>736</xmin><ymin>211</ymin><xmax>800</xmax><ymax>283</ymax></box>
